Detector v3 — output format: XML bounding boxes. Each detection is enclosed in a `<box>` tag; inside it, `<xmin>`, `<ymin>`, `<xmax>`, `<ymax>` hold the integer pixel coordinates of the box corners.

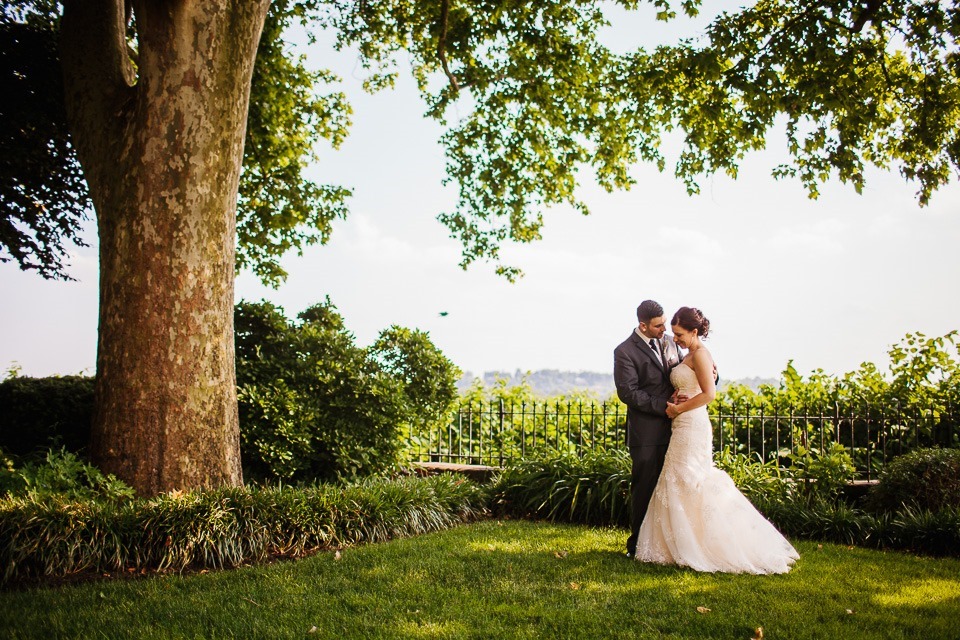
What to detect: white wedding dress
<box><xmin>635</xmin><ymin>363</ymin><xmax>799</xmax><ymax>574</ymax></box>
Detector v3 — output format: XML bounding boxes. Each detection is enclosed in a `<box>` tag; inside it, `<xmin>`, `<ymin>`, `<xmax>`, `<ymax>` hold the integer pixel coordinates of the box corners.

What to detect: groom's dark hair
<box><xmin>637</xmin><ymin>300</ymin><xmax>664</xmax><ymax>324</ymax></box>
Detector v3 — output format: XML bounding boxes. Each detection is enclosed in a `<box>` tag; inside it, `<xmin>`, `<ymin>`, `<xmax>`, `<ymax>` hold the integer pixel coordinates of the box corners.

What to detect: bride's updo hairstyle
<box><xmin>671</xmin><ymin>306</ymin><xmax>710</xmax><ymax>339</ymax></box>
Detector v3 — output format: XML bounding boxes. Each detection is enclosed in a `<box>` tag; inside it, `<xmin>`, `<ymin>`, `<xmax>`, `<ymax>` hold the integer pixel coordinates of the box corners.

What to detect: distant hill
<box><xmin>458</xmin><ymin>370</ymin><xmax>777</xmax><ymax>397</ymax></box>
<box><xmin>458</xmin><ymin>370</ymin><xmax>616</xmax><ymax>397</ymax></box>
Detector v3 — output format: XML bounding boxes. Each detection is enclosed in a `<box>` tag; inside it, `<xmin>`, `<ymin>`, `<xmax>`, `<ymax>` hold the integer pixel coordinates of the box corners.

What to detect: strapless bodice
<box><xmin>670</xmin><ymin>363</ymin><xmax>701</xmax><ymax>397</ymax></box>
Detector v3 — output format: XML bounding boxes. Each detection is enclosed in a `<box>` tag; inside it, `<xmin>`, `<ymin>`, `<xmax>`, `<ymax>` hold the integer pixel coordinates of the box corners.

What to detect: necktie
<box><xmin>650</xmin><ymin>338</ymin><xmax>665</xmax><ymax>369</ymax></box>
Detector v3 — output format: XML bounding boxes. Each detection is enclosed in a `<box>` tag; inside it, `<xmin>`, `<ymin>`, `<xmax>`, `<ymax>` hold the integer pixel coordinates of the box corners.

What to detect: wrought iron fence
<box><xmin>410</xmin><ymin>400</ymin><xmax>960</xmax><ymax>480</ymax></box>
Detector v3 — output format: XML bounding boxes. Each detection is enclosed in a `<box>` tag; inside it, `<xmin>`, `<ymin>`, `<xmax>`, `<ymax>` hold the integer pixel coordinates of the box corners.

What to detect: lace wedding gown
<box><xmin>635</xmin><ymin>363</ymin><xmax>799</xmax><ymax>574</ymax></box>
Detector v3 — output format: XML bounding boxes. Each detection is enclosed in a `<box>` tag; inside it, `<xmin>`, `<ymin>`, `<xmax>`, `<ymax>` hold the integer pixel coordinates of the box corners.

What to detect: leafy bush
<box><xmin>235</xmin><ymin>299</ymin><xmax>460</xmax><ymax>482</ymax></box>
<box><xmin>0</xmin><ymin>375</ymin><xmax>94</xmax><ymax>456</ymax></box>
<box><xmin>0</xmin><ymin>447</ymin><xmax>134</xmax><ymax>502</ymax></box>
<box><xmin>0</xmin><ymin>473</ymin><xmax>487</xmax><ymax>584</ymax></box>
<box><xmin>371</xmin><ymin>325</ymin><xmax>460</xmax><ymax>431</ymax></box>
<box><xmin>709</xmin><ymin>332</ymin><xmax>960</xmax><ymax>478</ymax></box>
<box><xmin>786</xmin><ymin>442</ymin><xmax>857</xmax><ymax>506</ymax></box>
<box><xmin>865</xmin><ymin>447</ymin><xmax>960</xmax><ymax>513</ymax></box>
<box><xmin>713</xmin><ymin>447</ymin><xmax>790</xmax><ymax>502</ymax></box>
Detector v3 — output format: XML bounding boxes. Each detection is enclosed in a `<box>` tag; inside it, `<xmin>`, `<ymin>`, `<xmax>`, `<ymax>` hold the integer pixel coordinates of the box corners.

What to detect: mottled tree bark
<box><xmin>60</xmin><ymin>0</ymin><xmax>270</xmax><ymax>495</ymax></box>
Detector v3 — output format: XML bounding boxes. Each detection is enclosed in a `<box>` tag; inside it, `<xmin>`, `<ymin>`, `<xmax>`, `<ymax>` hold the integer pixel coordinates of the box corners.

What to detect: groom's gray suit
<box><xmin>614</xmin><ymin>330</ymin><xmax>683</xmax><ymax>556</ymax></box>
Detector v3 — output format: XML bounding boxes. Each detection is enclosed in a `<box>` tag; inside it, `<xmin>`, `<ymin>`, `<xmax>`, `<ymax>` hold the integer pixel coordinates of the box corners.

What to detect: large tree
<box><xmin>61</xmin><ymin>0</ymin><xmax>271</xmax><ymax>494</ymax></box>
<box><xmin>1</xmin><ymin>0</ymin><xmax>957</xmax><ymax>494</ymax></box>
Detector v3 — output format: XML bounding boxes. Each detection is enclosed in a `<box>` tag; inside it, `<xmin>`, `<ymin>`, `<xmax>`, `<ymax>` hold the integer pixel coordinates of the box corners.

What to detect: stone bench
<box><xmin>413</xmin><ymin>461</ymin><xmax>500</xmax><ymax>483</ymax></box>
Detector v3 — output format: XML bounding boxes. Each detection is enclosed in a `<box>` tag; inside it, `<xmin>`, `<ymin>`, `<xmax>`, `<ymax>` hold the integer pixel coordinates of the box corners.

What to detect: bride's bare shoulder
<box><xmin>689</xmin><ymin>347</ymin><xmax>714</xmax><ymax>367</ymax></box>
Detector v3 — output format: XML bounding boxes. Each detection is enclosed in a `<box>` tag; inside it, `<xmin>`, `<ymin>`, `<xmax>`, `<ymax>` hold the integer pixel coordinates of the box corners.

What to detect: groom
<box><xmin>613</xmin><ymin>299</ymin><xmax>683</xmax><ymax>558</ymax></box>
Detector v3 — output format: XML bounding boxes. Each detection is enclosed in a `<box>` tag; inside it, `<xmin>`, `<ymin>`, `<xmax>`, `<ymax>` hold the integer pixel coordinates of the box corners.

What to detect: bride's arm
<box><xmin>668</xmin><ymin>350</ymin><xmax>716</xmax><ymax>415</ymax></box>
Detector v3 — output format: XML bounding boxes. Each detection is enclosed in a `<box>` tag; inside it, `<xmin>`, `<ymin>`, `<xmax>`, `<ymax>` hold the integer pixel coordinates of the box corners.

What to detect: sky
<box><xmin>2</xmin><ymin>3</ymin><xmax>959</xmax><ymax>384</ymax></box>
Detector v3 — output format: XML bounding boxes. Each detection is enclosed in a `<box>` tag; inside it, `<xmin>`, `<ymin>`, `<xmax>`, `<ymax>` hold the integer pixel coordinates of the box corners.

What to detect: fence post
<box><xmin>588</xmin><ymin>402</ymin><xmax>594</xmax><ymax>452</ymax></box>
<box><xmin>607</xmin><ymin>402</ymin><xmax>612</xmax><ymax>449</ymax></box>
<box><xmin>498</xmin><ymin>399</ymin><xmax>505</xmax><ymax>468</ymax></box>
<box><xmin>578</xmin><ymin>401</ymin><xmax>584</xmax><ymax>457</ymax></box>
<box><xmin>760</xmin><ymin>403</ymin><xmax>766</xmax><ymax>463</ymax></box>
<box><xmin>818</xmin><ymin>403</ymin><xmax>825</xmax><ymax>453</ymax></box>
<box><xmin>520</xmin><ymin>400</ymin><xmax>527</xmax><ymax>459</ymax></box>
<box><xmin>835</xmin><ymin>399</ymin><xmax>841</xmax><ymax>450</ymax></box>
<box><xmin>466</xmin><ymin>403</ymin><xmax>473</xmax><ymax>465</ymax></box>
<box><xmin>716</xmin><ymin>398</ymin><xmax>724</xmax><ymax>453</ymax></box>
<box><xmin>896</xmin><ymin>398</ymin><xmax>903</xmax><ymax>455</ymax></box>
<box><xmin>863</xmin><ymin>399</ymin><xmax>871</xmax><ymax>481</ymax></box>
<box><xmin>615</xmin><ymin>402</ymin><xmax>622</xmax><ymax>448</ymax></box>
<box><xmin>773</xmin><ymin>403</ymin><xmax>781</xmax><ymax>465</ymax></box>
<box><xmin>558</xmin><ymin>400</ymin><xmax>564</xmax><ymax>453</ymax></box>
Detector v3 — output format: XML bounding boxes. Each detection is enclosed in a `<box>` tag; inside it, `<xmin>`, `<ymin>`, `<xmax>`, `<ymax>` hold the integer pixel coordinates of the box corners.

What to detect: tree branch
<box><xmin>60</xmin><ymin>0</ymin><xmax>135</xmax><ymax>191</ymax></box>
<box><xmin>437</xmin><ymin>0</ymin><xmax>460</xmax><ymax>93</ymax></box>
<box><xmin>851</xmin><ymin>0</ymin><xmax>882</xmax><ymax>33</ymax></box>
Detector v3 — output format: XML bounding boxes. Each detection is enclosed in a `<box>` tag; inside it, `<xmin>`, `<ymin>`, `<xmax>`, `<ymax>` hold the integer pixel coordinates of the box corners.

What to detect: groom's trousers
<box><xmin>626</xmin><ymin>442</ymin><xmax>670</xmax><ymax>555</ymax></box>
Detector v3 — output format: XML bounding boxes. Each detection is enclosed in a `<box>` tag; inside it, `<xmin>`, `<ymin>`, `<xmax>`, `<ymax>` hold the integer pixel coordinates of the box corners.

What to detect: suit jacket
<box><xmin>613</xmin><ymin>331</ymin><xmax>684</xmax><ymax>447</ymax></box>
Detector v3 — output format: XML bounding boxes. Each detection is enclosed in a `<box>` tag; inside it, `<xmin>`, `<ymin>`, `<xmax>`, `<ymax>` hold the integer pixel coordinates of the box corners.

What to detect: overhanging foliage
<box><xmin>2</xmin><ymin>1</ymin><xmax>957</xmax><ymax>281</ymax></box>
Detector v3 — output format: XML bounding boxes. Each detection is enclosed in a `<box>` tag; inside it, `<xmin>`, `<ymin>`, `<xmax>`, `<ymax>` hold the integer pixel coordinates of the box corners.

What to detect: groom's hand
<box><xmin>670</xmin><ymin>391</ymin><xmax>689</xmax><ymax>403</ymax></box>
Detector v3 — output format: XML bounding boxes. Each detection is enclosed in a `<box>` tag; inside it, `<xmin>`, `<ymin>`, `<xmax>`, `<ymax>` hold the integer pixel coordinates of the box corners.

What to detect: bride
<box><xmin>635</xmin><ymin>307</ymin><xmax>799</xmax><ymax>574</ymax></box>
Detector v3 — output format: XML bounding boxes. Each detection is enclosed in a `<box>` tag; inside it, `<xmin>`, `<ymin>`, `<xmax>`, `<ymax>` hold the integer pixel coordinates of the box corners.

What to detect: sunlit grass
<box><xmin>2</xmin><ymin>520</ymin><xmax>958</xmax><ymax>639</ymax></box>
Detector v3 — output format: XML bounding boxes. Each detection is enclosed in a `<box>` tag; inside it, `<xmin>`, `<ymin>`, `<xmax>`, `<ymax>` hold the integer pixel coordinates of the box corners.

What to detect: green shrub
<box><xmin>865</xmin><ymin>447</ymin><xmax>960</xmax><ymax>513</ymax></box>
<box><xmin>0</xmin><ymin>375</ymin><xmax>94</xmax><ymax>456</ymax></box>
<box><xmin>0</xmin><ymin>473</ymin><xmax>487</xmax><ymax>584</ymax></box>
<box><xmin>0</xmin><ymin>447</ymin><xmax>134</xmax><ymax>502</ymax></box>
<box><xmin>757</xmin><ymin>501</ymin><xmax>960</xmax><ymax>557</ymax></box>
<box><xmin>714</xmin><ymin>447</ymin><xmax>790</xmax><ymax>502</ymax></box>
<box><xmin>786</xmin><ymin>442</ymin><xmax>857</xmax><ymax>505</ymax></box>
<box><xmin>237</xmin><ymin>381</ymin><xmax>317</xmax><ymax>481</ymax></box>
<box><xmin>236</xmin><ymin>300</ymin><xmax>460</xmax><ymax>482</ymax></box>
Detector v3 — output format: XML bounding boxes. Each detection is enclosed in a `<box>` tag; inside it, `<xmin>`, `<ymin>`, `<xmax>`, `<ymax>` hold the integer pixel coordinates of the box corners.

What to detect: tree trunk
<box><xmin>61</xmin><ymin>0</ymin><xmax>269</xmax><ymax>495</ymax></box>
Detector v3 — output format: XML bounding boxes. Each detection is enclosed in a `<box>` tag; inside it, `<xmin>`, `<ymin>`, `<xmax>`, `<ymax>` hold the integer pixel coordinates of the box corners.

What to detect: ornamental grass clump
<box><xmin>0</xmin><ymin>473</ymin><xmax>488</xmax><ymax>585</ymax></box>
<box><xmin>489</xmin><ymin>450</ymin><xmax>631</xmax><ymax>526</ymax></box>
<box><xmin>882</xmin><ymin>505</ymin><xmax>960</xmax><ymax>556</ymax></box>
<box><xmin>0</xmin><ymin>497</ymin><xmax>121</xmax><ymax>580</ymax></box>
<box><xmin>334</xmin><ymin>475</ymin><xmax>487</xmax><ymax>544</ymax></box>
<box><xmin>753</xmin><ymin>498</ymin><xmax>874</xmax><ymax>547</ymax></box>
<box><xmin>135</xmin><ymin>489</ymin><xmax>285</xmax><ymax>571</ymax></box>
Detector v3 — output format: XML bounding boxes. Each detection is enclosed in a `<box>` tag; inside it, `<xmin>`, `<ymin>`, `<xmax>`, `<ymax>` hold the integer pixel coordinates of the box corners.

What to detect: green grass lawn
<box><xmin>2</xmin><ymin>520</ymin><xmax>958</xmax><ymax>639</ymax></box>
